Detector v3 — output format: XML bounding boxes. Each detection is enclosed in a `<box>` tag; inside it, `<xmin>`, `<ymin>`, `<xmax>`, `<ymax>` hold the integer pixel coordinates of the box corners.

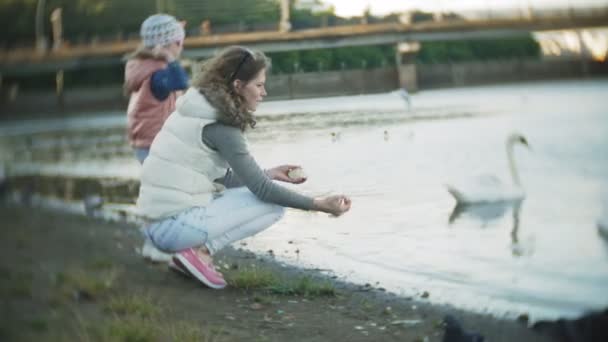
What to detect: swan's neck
<box><xmin>507</xmin><ymin>142</ymin><xmax>521</xmax><ymax>187</ymax></box>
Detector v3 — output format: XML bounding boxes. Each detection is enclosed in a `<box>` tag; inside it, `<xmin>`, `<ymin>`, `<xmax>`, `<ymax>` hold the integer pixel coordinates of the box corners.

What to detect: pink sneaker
<box><xmin>174</xmin><ymin>248</ymin><xmax>227</xmax><ymax>289</ymax></box>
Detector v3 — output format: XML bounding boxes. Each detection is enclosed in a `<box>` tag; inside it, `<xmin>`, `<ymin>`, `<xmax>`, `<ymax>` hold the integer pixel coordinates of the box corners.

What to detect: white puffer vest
<box><xmin>137</xmin><ymin>88</ymin><xmax>229</xmax><ymax>219</ymax></box>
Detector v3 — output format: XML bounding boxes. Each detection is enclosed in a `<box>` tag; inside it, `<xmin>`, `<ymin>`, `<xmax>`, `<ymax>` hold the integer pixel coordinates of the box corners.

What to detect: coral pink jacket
<box><xmin>124</xmin><ymin>59</ymin><xmax>179</xmax><ymax>148</ymax></box>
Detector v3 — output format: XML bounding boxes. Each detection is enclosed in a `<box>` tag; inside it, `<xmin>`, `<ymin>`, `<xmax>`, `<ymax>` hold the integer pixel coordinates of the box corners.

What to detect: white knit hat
<box><xmin>140</xmin><ymin>14</ymin><xmax>185</xmax><ymax>48</ymax></box>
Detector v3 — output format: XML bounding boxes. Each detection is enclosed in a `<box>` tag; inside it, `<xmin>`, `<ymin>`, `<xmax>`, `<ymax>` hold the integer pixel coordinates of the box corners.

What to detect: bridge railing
<box><xmin>1</xmin><ymin>6</ymin><xmax>607</xmax><ymax>65</ymax></box>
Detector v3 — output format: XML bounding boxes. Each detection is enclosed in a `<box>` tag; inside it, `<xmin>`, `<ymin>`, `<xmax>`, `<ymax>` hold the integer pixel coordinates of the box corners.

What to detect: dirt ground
<box><xmin>0</xmin><ymin>205</ymin><xmax>553</xmax><ymax>342</ymax></box>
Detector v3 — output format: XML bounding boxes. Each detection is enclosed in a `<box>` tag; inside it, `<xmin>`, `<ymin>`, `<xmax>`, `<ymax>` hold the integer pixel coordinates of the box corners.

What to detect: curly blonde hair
<box><xmin>192</xmin><ymin>46</ymin><xmax>271</xmax><ymax>131</ymax></box>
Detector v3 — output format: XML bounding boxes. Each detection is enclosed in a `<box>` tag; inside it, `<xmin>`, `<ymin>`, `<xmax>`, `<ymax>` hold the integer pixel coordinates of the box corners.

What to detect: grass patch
<box><xmin>13</xmin><ymin>230</ymin><xmax>31</xmax><ymax>249</ymax></box>
<box><xmin>228</xmin><ymin>268</ymin><xmax>336</xmax><ymax>297</ymax></box>
<box><xmin>83</xmin><ymin>316</ymin><xmax>221</xmax><ymax>342</ymax></box>
<box><xmin>103</xmin><ymin>317</ymin><xmax>159</xmax><ymax>342</ymax></box>
<box><xmin>0</xmin><ymin>270</ymin><xmax>33</xmax><ymax>298</ymax></box>
<box><xmin>166</xmin><ymin>322</ymin><xmax>223</xmax><ymax>342</ymax></box>
<box><xmin>105</xmin><ymin>293</ymin><xmax>160</xmax><ymax>318</ymax></box>
<box><xmin>71</xmin><ymin>289</ymin><xmax>221</xmax><ymax>341</ymax></box>
<box><xmin>87</xmin><ymin>258</ymin><xmax>114</xmax><ymax>271</ymax></box>
<box><xmin>54</xmin><ymin>267</ymin><xmax>120</xmax><ymax>301</ymax></box>
<box><xmin>28</xmin><ymin>318</ymin><xmax>48</xmax><ymax>333</ymax></box>
<box><xmin>359</xmin><ymin>299</ymin><xmax>374</xmax><ymax>312</ymax></box>
<box><xmin>228</xmin><ymin>268</ymin><xmax>278</xmax><ymax>290</ymax></box>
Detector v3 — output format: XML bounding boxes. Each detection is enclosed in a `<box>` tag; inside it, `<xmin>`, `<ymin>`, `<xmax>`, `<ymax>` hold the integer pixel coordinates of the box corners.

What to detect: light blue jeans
<box><xmin>144</xmin><ymin>187</ymin><xmax>285</xmax><ymax>255</ymax></box>
<box><xmin>134</xmin><ymin>147</ymin><xmax>150</xmax><ymax>164</ymax></box>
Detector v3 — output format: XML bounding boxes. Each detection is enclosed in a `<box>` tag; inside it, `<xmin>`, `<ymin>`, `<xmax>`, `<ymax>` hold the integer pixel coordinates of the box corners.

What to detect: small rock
<box><xmin>73</xmin><ymin>289</ymin><xmax>94</xmax><ymax>302</ymax></box>
<box><xmin>518</xmin><ymin>313</ymin><xmax>529</xmax><ymax>324</ymax></box>
<box><xmin>391</xmin><ymin>319</ymin><xmax>422</xmax><ymax>326</ymax></box>
<box><xmin>421</xmin><ymin>291</ymin><xmax>430</xmax><ymax>298</ymax></box>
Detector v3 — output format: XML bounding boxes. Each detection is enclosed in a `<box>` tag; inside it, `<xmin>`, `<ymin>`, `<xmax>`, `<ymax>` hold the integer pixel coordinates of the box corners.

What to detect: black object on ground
<box><xmin>532</xmin><ymin>309</ymin><xmax>608</xmax><ymax>342</ymax></box>
<box><xmin>443</xmin><ymin>314</ymin><xmax>485</xmax><ymax>342</ymax></box>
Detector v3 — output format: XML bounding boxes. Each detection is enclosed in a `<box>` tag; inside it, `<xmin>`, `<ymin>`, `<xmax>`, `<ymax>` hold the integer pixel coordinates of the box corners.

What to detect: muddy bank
<box><xmin>0</xmin><ymin>204</ymin><xmax>552</xmax><ymax>341</ymax></box>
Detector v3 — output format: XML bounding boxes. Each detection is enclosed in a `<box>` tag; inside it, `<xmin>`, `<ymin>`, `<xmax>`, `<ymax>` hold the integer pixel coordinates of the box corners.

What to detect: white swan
<box><xmin>446</xmin><ymin>133</ymin><xmax>530</xmax><ymax>205</ymax></box>
<box><xmin>448</xmin><ymin>200</ymin><xmax>520</xmax><ymax>226</ymax></box>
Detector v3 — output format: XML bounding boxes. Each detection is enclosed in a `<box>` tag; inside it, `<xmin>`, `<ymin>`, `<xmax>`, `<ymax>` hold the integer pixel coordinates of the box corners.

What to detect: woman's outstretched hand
<box><xmin>266</xmin><ymin>165</ymin><xmax>307</xmax><ymax>184</ymax></box>
<box><xmin>313</xmin><ymin>195</ymin><xmax>352</xmax><ymax>217</ymax></box>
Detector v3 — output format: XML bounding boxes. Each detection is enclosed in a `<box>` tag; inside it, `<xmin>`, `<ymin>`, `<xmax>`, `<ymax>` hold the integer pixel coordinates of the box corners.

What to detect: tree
<box><xmin>416</xmin><ymin>37</ymin><xmax>541</xmax><ymax>64</ymax></box>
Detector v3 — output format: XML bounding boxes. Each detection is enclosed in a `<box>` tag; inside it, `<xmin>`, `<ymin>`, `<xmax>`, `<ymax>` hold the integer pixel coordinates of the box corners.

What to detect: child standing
<box><xmin>124</xmin><ymin>13</ymin><xmax>189</xmax><ymax>163</ymax></box>
<box><xmin>124</xmin><ymin>14</ymin><xmax>189</xmax><ymax>262</ymax></box>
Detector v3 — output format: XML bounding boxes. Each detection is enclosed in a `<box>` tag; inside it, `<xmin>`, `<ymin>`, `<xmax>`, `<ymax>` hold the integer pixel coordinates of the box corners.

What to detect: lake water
<box><xmin>2</xmin><ymin>79</ymin><xmax>607</xmax><ymax>322</ymax></box>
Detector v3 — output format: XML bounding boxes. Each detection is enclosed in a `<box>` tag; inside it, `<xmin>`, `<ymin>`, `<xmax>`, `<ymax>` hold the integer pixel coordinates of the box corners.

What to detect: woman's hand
<box><xmin>265</xmin><ymin>165</ymin><xmax>307</xmax><ymax>184</ymax></box>
<box><xmin>313</xmin><ymin>195</ymin><xmax>352</xmax><ymax>217</ymax></box>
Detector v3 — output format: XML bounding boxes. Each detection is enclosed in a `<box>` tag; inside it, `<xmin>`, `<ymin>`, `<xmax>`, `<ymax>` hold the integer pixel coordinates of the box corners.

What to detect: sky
<box><xmin>321</xmin><ymin>0</ymin><xmax>606</xmax><ymax>17</ymax></box>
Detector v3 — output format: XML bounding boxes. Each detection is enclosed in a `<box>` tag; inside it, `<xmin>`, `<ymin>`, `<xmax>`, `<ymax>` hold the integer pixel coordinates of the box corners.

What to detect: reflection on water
<box><xmin>2</xmin><ymin>79</ymin><xmax>608</xmax><ymax>322</ymax></box>
<box><xmin>508</xmin><ymin>201</ymin><xmax>531</xmax><ymax>257</ymax></box>
<box><xmin>449</xmin><ymin>200</ymin><xmax>530</xmax><ymax>257</ymax></box>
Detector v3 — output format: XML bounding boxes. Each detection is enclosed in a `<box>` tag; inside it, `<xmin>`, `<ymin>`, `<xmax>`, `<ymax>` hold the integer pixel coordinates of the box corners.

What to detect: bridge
<box><xmin>1</xmin><ymin>13</ymin><xmax>607</xmax><ymax>76</ymax></box>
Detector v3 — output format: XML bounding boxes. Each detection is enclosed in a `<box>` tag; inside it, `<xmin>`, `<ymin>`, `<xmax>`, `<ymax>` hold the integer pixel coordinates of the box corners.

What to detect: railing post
<box><xmin>35</xmin><ymin>0</ymin><xmax>48</xmax><ymax>54</ymax></box>
<box><xmin>288</xmin><ymin>74</ymin><xmax>294</xmax><ymax>99</ymax></box>
<box><xmin>279</xmin><ymin>0</ymin><xmax>291</xmax><ymax>32</ymax></box>
<box><xmin>395</xmin><ymin>42</ymin><xmax>420</xmax><ymax>92</ymax></box>
<box><xmin>56</xmin><ymin>69</ymin><xmax>64</xmax><ymax>109</ymax></box>
<box><xmin>50</xmin><ymin>8</ymin><xmax>63</xmax><ymax>51</ymax></box>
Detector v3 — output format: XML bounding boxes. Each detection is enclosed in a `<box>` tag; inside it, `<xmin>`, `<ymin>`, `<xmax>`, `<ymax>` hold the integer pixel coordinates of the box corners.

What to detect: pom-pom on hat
<box><xmin>140</xmin><ymin>14</ymin><xmax>185</xmax><ymax>48</ymax></box>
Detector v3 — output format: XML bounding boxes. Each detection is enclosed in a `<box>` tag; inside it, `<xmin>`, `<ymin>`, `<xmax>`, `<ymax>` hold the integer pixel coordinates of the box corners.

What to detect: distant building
<box><xmin>295</xmin><ymin>0</ymin><xmax>333</xmax><ymax>14</ymax></box>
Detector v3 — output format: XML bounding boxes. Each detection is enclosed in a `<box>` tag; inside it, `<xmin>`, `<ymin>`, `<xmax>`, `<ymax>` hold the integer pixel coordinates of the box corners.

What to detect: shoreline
<box><xmin>0</xmin><ymin>204</ymin><xmax>553</xmax><ymax>341</ymax></box>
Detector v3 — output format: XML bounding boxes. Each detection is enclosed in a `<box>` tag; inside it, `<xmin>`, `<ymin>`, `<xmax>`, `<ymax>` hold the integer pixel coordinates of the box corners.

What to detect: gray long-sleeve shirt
<box><xmin>202</xmin><ymin>123</ymin><xmax>314</xmax><ymax>211</ymax></box>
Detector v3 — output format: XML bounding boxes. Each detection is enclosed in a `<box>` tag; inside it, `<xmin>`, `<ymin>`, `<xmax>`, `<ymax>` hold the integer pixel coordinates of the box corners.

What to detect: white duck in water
<box><xmin>446</xmin><ymin>133</ymin><xmax>530</xmax><ymax>205</ymax></box>
<box><xmin>391</xmin><ymin>88</ymin><xmax>412</xmax><ymax>111</ymax></box>
<box><xmin>598</xmin><ymin>203</ymin><xmax>608</xmax><ymax>240</ymax></box>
